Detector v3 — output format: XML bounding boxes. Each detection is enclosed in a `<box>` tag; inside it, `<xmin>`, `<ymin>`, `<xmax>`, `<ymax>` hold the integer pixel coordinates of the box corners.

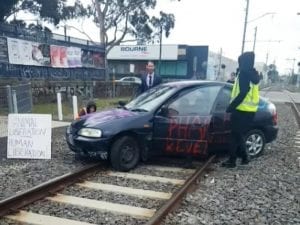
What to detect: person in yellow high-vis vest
<box><xmin>222</xmin><ymin>52</ymin><xmax>260</xmax><ymax>168</ymax></box>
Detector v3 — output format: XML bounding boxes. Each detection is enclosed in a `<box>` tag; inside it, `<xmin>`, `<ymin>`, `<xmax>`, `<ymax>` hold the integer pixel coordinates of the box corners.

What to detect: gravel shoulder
<box><xmin>0</xmin><ymin>126</ymin><xmax>94</xmax><ymax>200</ymax></box>
<box><xmin>163</xmin><ymin>103</ymin><xmax>300</xmax><ymax>225</ymax></box>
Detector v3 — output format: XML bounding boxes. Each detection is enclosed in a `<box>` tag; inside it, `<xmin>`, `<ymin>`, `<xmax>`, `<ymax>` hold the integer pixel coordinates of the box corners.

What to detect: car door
<box><xmin>209</xmin><ymin>86</ymin><xmax>232</xmax><ymax>151</ymax></box>
<box><xmin>152</xmin><ymin>85</ymin><xmax>222</xmax><ymax>157</ymax></box>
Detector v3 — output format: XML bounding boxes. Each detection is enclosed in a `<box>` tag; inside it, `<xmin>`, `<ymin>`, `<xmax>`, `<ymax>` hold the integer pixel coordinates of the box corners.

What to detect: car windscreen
<box><xmin>125</xmin><ymin>85</ymin><xmax>176</xmax><ymax>112</ymax></box>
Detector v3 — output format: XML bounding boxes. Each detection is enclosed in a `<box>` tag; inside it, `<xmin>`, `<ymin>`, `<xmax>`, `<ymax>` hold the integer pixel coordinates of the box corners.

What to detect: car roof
<box><xmin>121</xmin><ymin>76</ymin><xmax>139</xmax><ymax>79</ymax></box>
<box><xmin>162</xmin><ymin>80</ymin><xmax>231</xmax><ymax>89</ymax></box>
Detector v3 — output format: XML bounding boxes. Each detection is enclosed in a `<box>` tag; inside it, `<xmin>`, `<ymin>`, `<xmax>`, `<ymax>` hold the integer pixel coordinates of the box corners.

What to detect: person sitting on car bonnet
<box><xmin>77</xmin><ymin>101</ymin><xmax>97</xmax><ymax>119</ymax></box>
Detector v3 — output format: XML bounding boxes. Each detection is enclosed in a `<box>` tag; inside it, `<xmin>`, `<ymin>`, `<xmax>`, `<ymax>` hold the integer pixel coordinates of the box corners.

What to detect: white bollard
<box><xmin>72</xmin><ymin>95</ymin><xmax>78</xmax><ymax>120</ymax></box>
<box><xmin>57</xmin><ymin>92</ymin><xmax>63</xmax><ymax>121</ymax></box>
<box><xmin>12</xmin><ymin>90</ymin><xmax>18</xmax><ymax>114</ymax></box>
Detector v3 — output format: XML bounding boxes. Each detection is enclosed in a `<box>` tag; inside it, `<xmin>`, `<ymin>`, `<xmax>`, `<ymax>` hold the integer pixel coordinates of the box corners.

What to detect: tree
<box><xmin>0</xmin><ymin>0</ymin><xmax>87</xmax><ymax>25</ymax></box>
<box><xmin>91</xmin><ymin>0</ymin><xmax>178</xmax><ymax>53</ymax></box>
<box><xmin>267</xmin><ymin>64</ymin><xmax>279</xmax><ymax>83</ymax></box>
<box><xmin>1</xmin><ymin>0</ymin><xmax>179</xmax><ymax>54</ymax></box>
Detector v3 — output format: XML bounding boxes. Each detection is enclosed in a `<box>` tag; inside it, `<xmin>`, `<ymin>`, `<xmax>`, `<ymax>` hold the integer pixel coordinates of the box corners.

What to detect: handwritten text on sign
<box><xmin>7</xmin><ymin>114</ymin><xmax>52</xmax><ymax>159</ymax></box>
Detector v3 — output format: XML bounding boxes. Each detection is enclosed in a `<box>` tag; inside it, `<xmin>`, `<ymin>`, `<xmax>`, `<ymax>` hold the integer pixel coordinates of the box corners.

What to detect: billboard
<box><xmin>7</xmin><ymin>38</ymin><xmax>50</xmax><ymax>66</ymax></box>
<box><xmin>67</xmin><ymin>47</ymin><xmax>82</xmax><ymax>68</ymax></box>
<box><xmin>81</xmin><ymin>50</ymin><xmax>105</xmax><ymax>69</ymax></box>
<box><xmin>6</xmin><ymin>37</ymin><xmax>104</xmax><ymax>69</ymax></box>
<box><xmin>50</xmin><ymin>45</ymin><xmax>68</xmax><ymax>68</ymax></box>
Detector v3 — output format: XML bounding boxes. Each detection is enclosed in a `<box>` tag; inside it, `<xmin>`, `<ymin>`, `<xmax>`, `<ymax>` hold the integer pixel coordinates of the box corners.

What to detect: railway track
<box><xmin>284</xmin><ymin>90</ymin><xmax>300</xmax><ymax>126</ymax></box>
<box><xmin>0</xmin><ymin>156</ymin><xmax>215</xmax><ymax>225</ymax></box>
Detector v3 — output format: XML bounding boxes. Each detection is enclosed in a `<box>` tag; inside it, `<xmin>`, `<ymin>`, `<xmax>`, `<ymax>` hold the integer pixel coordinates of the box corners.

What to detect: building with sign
<box><xmin>107</xmin><ymin>45</ymin><xmax>209</xmax><ymax>80</ymax></box>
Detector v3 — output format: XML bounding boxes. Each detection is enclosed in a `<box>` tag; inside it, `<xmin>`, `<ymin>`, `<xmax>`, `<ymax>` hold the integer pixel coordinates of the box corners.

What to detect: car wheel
<box><xmin>245</xmin><ymin>129</ymin><xmax>266</xmax><ymax>158</ymax></box>
<box><xmin>110</xmin><ymin>136</ymin><xmax>140</xmax><ymax>171</ymax></box>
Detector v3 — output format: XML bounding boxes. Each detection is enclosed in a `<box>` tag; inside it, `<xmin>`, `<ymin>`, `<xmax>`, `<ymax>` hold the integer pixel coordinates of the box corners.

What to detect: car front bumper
<box><xmin>66</xmin><ymin>130</ymin><xmax>110</xmax><ymax>159</ymax></box>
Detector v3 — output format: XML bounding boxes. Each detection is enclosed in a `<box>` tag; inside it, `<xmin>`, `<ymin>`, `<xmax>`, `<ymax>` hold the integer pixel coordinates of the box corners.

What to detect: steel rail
<box><xmin>285</xmin><ymin>90</ymin><xmax>300</xmax><ymax>126</ymax></box>
<box><xmin>0</xmin><ymin>163</ymin><xmax>101</xmax><ymax>217</ymax></box>
<box><xmin>146</xmin><ymin>155</ymin><xmax>215</xmax><ymax>225</ymax></box>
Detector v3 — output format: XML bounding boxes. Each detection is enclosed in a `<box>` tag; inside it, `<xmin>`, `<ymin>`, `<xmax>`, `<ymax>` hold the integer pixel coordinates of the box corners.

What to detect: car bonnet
<box><xmin>78</xmin><ymin>108</ymin><xmax>138</xmax><ymax>127</ymax></box>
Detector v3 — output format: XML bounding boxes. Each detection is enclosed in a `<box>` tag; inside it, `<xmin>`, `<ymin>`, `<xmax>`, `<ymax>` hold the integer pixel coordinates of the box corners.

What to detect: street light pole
<box><xmin>241</xmin><ymin>0</ymin><xmax>250</xmax><ymax>54</ymax></box>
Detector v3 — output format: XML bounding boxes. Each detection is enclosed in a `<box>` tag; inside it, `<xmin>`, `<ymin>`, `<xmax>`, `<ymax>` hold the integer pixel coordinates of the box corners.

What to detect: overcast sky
<box><xmin>153</xmin><ymin>0</ymin><xmax>300</xmax><ymax>74</ymax></box>
<box><xmin>18</xmin><ymin>0</ymin><xmax>300</xmax><ymax>74</ymax></box>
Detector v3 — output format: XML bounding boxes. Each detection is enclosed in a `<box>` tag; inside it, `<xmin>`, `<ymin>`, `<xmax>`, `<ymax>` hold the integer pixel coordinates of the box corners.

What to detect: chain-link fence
<box><xmin>0</xmin><ymin>86</ymin><xmax>8</xmax><ymax>115</ymax></box>
<box><xmin>28</xmin><ymin>81</ymin><xmax>138</xmax><ymax>121</ymax></box>
<box><xmin>0</xmin><ymin>83</ymin><xmax>32</xmax><ymax>115</ymax></box>
<box><xmin>0</xmin><ymin>79</ymin><xmax>140</xmax><ymax>127</ymax></box>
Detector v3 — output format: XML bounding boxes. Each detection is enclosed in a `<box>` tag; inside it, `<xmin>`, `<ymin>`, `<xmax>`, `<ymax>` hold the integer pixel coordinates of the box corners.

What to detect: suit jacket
<box><xmin>137</xmin><ymin>73</ymin><xmax>162</xmax><ymax>95</ymax></box>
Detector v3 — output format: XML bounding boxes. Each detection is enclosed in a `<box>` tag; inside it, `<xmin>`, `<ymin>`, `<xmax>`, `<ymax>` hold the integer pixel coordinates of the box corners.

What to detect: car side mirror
<box><xmin>118</xmin><ymin>100</ymin><xmax>127</xmax><ymax>106</ymax></box>
<box><xmin>158</xmin><ymin>106</ymin><xmax>169</xmax><ymax>117</ymax></box>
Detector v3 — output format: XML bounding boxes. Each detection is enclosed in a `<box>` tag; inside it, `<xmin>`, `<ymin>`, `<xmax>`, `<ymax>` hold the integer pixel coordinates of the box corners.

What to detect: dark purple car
<box><xmin>66</xmin><ymin>81</ymin><xmax>278</xmax><ymax>171</ymax></box>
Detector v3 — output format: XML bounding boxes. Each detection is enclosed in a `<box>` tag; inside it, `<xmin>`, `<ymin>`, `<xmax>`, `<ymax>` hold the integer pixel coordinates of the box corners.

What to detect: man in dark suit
<box><xmin>138</xmin><ymin>61</ymin><xmax>162</xmax><ymax>95</ymax></box>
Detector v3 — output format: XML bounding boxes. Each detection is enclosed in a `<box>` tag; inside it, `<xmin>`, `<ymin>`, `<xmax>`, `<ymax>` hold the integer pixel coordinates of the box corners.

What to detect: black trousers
<box><xmin>229</xmin><ymin>110</ymin><xmax>255</xmax><ymax>161</ymax></box>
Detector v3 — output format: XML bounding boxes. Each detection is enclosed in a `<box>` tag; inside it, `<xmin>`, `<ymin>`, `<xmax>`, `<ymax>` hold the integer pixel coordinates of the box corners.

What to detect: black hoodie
<box><xmin>227</xmin><ymin>52</ymin><xmax>260</xmax><ymax>112</ymax></box>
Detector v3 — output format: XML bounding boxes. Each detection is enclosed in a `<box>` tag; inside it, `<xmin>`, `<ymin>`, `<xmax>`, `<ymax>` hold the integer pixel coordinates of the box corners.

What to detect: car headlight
<box><xmin>78</xmin><ymin>128</ymin><xmax>102</xmax><ymax>138</ymax></box>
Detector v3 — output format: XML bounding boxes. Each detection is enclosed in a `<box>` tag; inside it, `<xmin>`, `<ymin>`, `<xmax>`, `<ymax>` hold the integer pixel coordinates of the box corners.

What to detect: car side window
<box><xmin>214</xmin><ymin>87</ymin><xmax>232</xmax><ymax>112</ymax></box>
<box><xmin>166</xmin><ymin>86</ymin><xmax>222</xmax><ymax>116</ymax></box>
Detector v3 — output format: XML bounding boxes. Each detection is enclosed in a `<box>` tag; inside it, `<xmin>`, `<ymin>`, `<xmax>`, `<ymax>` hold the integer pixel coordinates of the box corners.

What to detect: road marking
<box><xmin>107</xmin><ymin>172</ymin><xmax>185</xmax><ymax>185</ymax></box>
<box><xmin>77</xmin><ymin>181</ymin><xmax>172</xmax><ymax>200</ymax></box>
<box><xmin>5</xmin><ymin>210</ymin><xmax>95</xmax><ymax>225</ymax></box>
<box><xmin>47</xmin><ymin>194</ymin><xmax>155</xmax><ymax>218</ymax></box>
<box><xmin>138</xmin><ymin>165</ymin><xmax>195</xmax><ymax>174</ymax></box>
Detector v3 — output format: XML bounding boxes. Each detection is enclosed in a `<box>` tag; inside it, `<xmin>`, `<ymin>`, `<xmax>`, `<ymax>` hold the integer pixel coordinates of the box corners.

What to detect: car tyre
<box><xmin>245</xmin><ymin>129</ymin><xmax>266</xmax><ymax>158</ymax></box>
<box><xmin>110</xmin><ymin>136</ymin><xmax>140</xmax><ymax>171</ymax></box>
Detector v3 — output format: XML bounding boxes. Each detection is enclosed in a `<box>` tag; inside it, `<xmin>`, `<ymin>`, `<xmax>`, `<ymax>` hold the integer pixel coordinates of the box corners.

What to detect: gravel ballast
<box><xmin>163</xmin><ymin>103</ymin><xmax>300</xmax><ymax>225</ymax></box>
<box><xmin>0</xmin><ymin>126</ymin><xmax>92</xmax><ymax>200</ymax></box>
<box><xmin>1</xmin><ymin>103</ymin><xmax>299</xmax><ymax>225</ymax></box>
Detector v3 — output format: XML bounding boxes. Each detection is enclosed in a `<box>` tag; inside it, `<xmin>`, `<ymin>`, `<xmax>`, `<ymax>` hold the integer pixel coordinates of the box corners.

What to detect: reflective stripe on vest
<box><xmin>231</xmin><ymin>76</ymin><xmax>259</xmax><ymax>112</ymax></box>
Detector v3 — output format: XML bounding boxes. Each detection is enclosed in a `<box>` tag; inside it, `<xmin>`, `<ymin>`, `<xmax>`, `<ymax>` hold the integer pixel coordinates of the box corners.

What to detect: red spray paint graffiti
<box><xmin>165</xmin><ymin>115</ymin><xmax>211</xmax><ymax>155</ymax></box>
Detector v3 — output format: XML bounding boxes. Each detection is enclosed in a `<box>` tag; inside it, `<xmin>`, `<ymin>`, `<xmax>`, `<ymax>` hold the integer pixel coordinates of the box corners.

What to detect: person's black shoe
<box><xmin>221</xmin><ymin>160</ymin><xmax>236</xmax><ymax>168</ymax></box>
<box><xmin>241</xmin><ymin>158</ymin><xmax>250</xmax><ymax>165</ymax></box>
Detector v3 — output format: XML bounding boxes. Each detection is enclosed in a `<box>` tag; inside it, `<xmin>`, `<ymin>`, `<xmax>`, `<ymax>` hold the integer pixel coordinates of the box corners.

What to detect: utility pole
<box><xmin>64</xmin><ymin>25</ymin><xmax>67</xmax><ymax>41</ymax></box>
<box><xmin>241</xmin><ymin>0</ymin><xmax>250</xmax><ymax>54</ymax></box>
<box><xmin>158</xmin><ymin>25</ymin><xmax>162</xmax><ymax>76</ymax></box>
<box><xmin>217</xmin><ymin>48</ymin><xmax>223</xmax><ymax>80</ymax></box>
<box><xmin>253</xmin><ymin>26</ymin><xmax>257</xmax><ymax>52</ymax></box>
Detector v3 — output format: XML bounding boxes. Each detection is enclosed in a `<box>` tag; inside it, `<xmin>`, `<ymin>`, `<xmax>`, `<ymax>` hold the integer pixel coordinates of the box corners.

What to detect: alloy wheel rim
<box><xmin>246</xmin><ymin>134</ymin><xmax>263</xmax><ymax>156</ymax></box>
<box><xmin>121</xmin><ymin>144</ymin><xmax>135</xmax><ymax>164</ymax></box>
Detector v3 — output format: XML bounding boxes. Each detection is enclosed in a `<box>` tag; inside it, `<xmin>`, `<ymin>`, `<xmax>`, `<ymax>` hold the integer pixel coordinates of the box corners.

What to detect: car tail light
<box><xmin>268</xmin><ymin>103</ymin><xmax>277</xmax><ymax>125</ymax></box>
<box><xmin>272</xmin><ymin>111</ymin><xmax>278</xmax><ymax>125</ymax></box>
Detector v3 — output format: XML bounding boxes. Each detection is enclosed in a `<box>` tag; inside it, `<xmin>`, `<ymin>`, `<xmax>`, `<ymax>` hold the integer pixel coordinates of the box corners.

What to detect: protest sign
<box><xmin>7</xmin><ymin>114</ymin><xmax>52</xmax><ymax>159</ymax></box>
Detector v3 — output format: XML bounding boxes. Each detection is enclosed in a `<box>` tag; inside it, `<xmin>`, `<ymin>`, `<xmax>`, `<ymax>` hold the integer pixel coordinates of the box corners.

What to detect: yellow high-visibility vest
<box><xmin>231</xmin><ymin>75</ymin><xmax>259</xmax><ymax>112</ymax></box>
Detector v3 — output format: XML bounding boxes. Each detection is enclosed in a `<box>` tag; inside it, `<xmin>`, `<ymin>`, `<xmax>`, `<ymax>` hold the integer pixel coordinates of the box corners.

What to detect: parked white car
<box><xmin>115</xmin><ymin>77</ymin><xmax>141</xmax><ymax>85</ymax></box>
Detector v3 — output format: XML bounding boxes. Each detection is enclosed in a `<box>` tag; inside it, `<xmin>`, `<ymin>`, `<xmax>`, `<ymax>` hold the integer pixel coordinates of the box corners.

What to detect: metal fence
<box><xmin>0</xmin><ymin>86</ymin><xmax>8</xmax><ymax>114</ymax></box>
<box><xmin>0</xmin><ymin>83</ymin><xmax>32</xmax><ymax>114</ymax></box>
<box><xmin>0</xmin><ymin>23</ymin><xmax>104</xmax><ymax>51</ymax></box>
<box><xmin>0</xmin><ymin>81</ymin><xmax>138</xmax><ymax>121</ymax></box>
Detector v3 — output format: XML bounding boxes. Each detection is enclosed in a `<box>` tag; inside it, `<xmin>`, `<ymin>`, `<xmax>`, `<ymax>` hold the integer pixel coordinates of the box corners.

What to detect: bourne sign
<box><xmin>107</xmin><ymin>45</ymin><xmax>178</xmax><ymax>60</ymax></box>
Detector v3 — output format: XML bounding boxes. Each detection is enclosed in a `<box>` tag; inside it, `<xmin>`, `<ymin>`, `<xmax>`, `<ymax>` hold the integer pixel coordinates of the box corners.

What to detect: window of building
<box><xmin>158</xmin><ymin>61</ymin><xmax>187</xmax><ymax>77</ymax></box>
